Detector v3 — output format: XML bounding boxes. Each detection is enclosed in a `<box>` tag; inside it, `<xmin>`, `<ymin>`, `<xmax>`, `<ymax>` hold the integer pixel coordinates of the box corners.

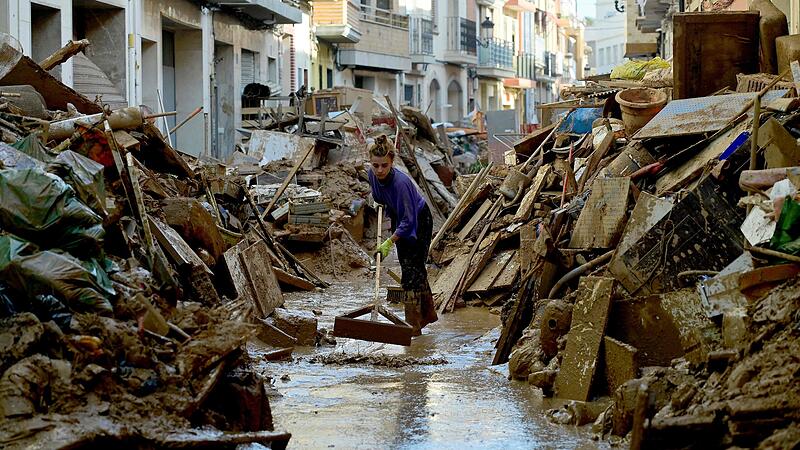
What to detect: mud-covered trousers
<box><xmin>394</xmin><ymin>204</ymin><xmax>438</xmax><ymax>335</ymax></box>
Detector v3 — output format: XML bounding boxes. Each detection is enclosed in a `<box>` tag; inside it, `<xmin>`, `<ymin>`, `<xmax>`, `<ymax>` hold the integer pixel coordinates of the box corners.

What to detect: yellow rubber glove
<box><xmin>376</xmin><ymin>237</ymin><xmax>394</xmax><ymax>259</ymax></box>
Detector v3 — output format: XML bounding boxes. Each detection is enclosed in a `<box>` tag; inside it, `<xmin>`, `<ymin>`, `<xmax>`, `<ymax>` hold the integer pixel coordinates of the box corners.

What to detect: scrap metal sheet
<box><xmin>635</xmin><ymin>90</ymin><xmax>788</xmax><ymax>139</ymax></box>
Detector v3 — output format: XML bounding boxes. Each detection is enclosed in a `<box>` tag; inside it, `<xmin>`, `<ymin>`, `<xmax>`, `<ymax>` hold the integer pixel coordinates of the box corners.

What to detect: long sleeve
<box><xmin>393</xmin><ymin>183</ymin><xmax>418</xmax><ymax>240</ymax></box>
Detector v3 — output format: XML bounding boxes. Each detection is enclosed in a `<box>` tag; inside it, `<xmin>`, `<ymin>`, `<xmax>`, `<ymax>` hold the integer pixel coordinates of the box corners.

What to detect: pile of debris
<box><xmin>0</xmin><ymin>36</ymin><xmax>352</xmax><ymax>449</ymax></box>
<box><xmin>231</xmin><ymin>88</ymin><xmax>470</xmax><ymax>278</ymax></box>
<box><xmin>429</xmin><ymin>8</ymin><xmax>800</xmax><ymax>447</ymax></box>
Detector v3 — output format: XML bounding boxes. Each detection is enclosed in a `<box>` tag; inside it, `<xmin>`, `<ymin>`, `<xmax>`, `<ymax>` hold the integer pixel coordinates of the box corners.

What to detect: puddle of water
<box><xmin>250</xmin><ymin>281</ymin><xmax>606</xmax><ymax>450</ymax></box>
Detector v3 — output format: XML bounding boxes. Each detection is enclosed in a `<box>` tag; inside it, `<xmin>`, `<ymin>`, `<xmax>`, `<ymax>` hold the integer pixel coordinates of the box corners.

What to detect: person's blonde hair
<box><xmin>369</xmin><ymin>135</ymin><xmax>395</xmax><ymax>159</ymax></box>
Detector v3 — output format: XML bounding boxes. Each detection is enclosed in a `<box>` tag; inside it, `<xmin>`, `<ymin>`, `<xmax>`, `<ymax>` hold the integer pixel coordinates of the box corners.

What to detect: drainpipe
<box><xmin>201</xmin><ymin>7</ymin><xmax>214</xmax><ymax>157</ymax></box>
<box><xmin>127</xmin><ymin>0</ymin><xmax>142</xmax><ymax>106</ymax></box>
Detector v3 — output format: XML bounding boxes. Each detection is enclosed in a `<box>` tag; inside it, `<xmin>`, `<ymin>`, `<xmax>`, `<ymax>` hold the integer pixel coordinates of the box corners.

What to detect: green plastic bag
<box><xmin>0</xmin><ymin>234</ymin><xmax>114</xmax><ymax>315</ymax></box>
<box><xmin>50</xmin><ymin>150</ymin><xmax>107</xmax><ymax>216</ymax></box>
<box><xmin>611</xmin><ymin>57</ymin><xmax>671</xmax><ymax>81</ymax></box>
<box><xmin>769</xmin><ymin>196</ymin><xmax>800</xmax><ymax>255</ymax></box>
<box><xmin>0</xmin><ymin>168</ymin><xmax>103</xmax><ymax>257</ymax></box>
<box><xmin>11</xmin><ymin>133</ymin><xmax>54</xmax><ymax>163</ymax></box>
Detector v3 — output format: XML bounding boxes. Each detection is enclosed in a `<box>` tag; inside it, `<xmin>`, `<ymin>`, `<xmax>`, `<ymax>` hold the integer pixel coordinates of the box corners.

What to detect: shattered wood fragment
<box><xmin>461</xmin><ymin>231</ymin><xmax>502</xmax><ymax>293</ymax></box>
<box><xmin>240</xmin><ymin>240</ymin><xmax>284</xmax><ymax>318</ymax></box>
<box><xmin>554</xmin><ymin>276</ymin><xmax>614</xmax><ymax>401</ymax></box>
<box><xmin>176</xmin><ymin>320</ymin><xmax>253</xmax><ymax>377</ymax></box>
<box><xmin>490</xmin><ymin>252</ymin><xmax>520</xmax><ymax>290</ymax></box>
<box><xmin>432</xmin><ymin>252</ymin><xmax>471</xmax><ymax>309</ymax></box>
<box><xmin>38</xmin><ymin>39</ymin><xmax>91</xmax><ymax>71</ymax></box>
<box><xmin>149</xmin><ymin>216</ymin><xmax>212</xmax><ymax>275</ymax></box>
<box><xmin>274</xmin><ymin>267</ymin><xmax>316</xmax><ymax>291</ymax></box>
<box><xmin>569</xmin><ymin>177</ymin><xmax>630</xmax><ymax>249</ymax></box>
<box><xmin>492</xmin><ymin>272</ymin><xmax>537</xmax><ymax>365</ymax></box>
<box><xmin>443</xmin><ymin>199</ymin><xmax>502</xmax><ymax>312</ymax></box>
<box><xmin>457</xmin><ymin>198</ymin><xmax>491</xmax><ymax>241</ymax></box>
<box><xmin>224</xmin><ymin>241</ymin><xmax>257</xmax><ymax>307</ymax></box>
<box><xmin>514</xmin><ymin>165</ymin><xmax>551</xmax><ymax>222</ymax></box>
<box><xmin>0</xmin><ymin>51</ymin><xmax>101</xmax><ymax>113</ymax></box>
<box><xmin>467</xmin><ymin>250</ymin><xmax>515</xmax><ymax>294</ymax></box>
<box><xmin>519</xmin><ymin>222</ymin><xmax>538</xmax><ymax>280</ymax></box>
<box><xmin>579</xmin><ymin>127</ymin><xmax>614</xmax><ymax>191</ymax></box>
<box><xmin>154</xmin><ymin>429</ymin><xmax>291</xmax><ymax>449</ymax></box>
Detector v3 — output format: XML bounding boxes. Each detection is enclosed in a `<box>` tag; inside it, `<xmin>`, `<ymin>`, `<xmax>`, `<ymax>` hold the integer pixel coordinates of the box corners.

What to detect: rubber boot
<box><xmin>420</xmin><ymin>292</ymin><xmax>438</xmax><ymax>327</ymax></box>
<box><xmin>403</xmin><ymin>292</ymin><xmax>423</xmax><ymax>336</ymax></box>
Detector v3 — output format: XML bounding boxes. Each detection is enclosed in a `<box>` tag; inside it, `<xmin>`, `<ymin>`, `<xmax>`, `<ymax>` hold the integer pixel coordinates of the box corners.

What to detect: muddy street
<box><xmin>250</xmin><ymin>280</ymin><xmax>602</xmax><ymax>449</ymax></box>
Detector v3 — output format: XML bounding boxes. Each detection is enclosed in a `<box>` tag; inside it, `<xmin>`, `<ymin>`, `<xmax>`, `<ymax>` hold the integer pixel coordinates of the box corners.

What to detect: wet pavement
<box><xmin>249</xmin><ymin>280</ymin><xmax>604</xmax><ymax>449</ymax></box>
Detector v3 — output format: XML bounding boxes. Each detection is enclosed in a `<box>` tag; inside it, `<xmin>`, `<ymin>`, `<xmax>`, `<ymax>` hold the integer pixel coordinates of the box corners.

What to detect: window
<box><xmin>318</xmin><ymin>64</ymin><xmax>323</xmax><ymax>90</ymax></box>
<box><xmin>326</xmin><ymin>69</ymin><xmax>333</xmax><ymax>88</ymax></box>
<box><xmin>404</xmin><ymin>84</ymin><xmax>414</xmax><ymax>106</ymax></box>
<box><xmin>268</xmin><ymin>57</ymin><xmax>277</xmax><ymax>82</ymax></box>
<box><xmin>599</xmin><ymin>48</ymin><xmax>605</xmax><ymax>66</ymax></box>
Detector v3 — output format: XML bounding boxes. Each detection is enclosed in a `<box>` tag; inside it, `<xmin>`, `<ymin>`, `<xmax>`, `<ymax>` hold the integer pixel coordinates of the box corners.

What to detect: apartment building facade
<box><xmin>0</xmin><ymin>0</ymin><xmax>301</xmax><ymax>159</ymax></box>
<box><xmin>1</xmin><ymin>0</ymin><xmax>584</xmax><ymax>154</ymax></box>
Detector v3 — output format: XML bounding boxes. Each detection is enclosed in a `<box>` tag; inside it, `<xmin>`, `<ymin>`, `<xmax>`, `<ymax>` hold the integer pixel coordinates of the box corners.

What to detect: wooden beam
<box><xmin>39</xmin><ymin>39</ymin><xmax>90</xmax><ymax>71</ymax></box>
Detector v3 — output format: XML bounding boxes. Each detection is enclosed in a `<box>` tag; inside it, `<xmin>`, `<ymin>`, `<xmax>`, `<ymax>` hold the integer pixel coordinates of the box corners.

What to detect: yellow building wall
<box><xmin>312</xmin><ymin>41</ymin><xmax>335</xmax><ymax>91</ymax></box>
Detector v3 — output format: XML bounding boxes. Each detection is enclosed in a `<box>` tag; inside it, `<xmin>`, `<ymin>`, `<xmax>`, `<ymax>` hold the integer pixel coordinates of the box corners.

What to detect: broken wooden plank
<box><xmin>432</xmin><ymin>252</ymin><xmax>471</xmax><ymax>309</ymax></box>
<box><xmin>514</xmin><ymin>165</ymin><xmax>551</xmax><ymax>222</ymax></box>
<box><xmin>149</xmin><ymin>215</ymin><xmax>212</xmax><ymax>275</ymax></box>
<box><xmin>519</xmin><ymin>222</ymin><xmax>537</xmax><ymax>280</ymax></box>
<box><xmin>223</xmin><ymin>241</ymin><xmax>256</xmax><ymax>308</ymax></box>
<box><xmin>579</xmin><ymin>127</ymin><xmax>614</xmax><ymax>191</ymax></box>
<box><xmin>569</xmin><ymin>177</ymin><xmax>630</xmax><ymax>249</ymax></box>
<box><xmin>274</xmin><ymin>267</ymin><xmax>316</xmax><ymax>291</ymax></box>
<box><xmin>457</xmin><ymin>198</ymin><xmax>492</xmax><ymax>241</ymax></box>
<box><xmin>554</xmin><ymin>276</ymin><xmax>614</xmax><ymax>401</ymax></box>
<box><xmin>443</xmin><ymin>198</ymin><xmax>502</xmax><ymax>312</ymax></box>
<box><xmin>39</xmin><ymin>39</ymin><xmax>91</xmax><ymax>71</ymax></box>
<box><xmin>490</xmin><ymin>251</ymin><xmax>520</xmax><ymax>290</ymax></box>
<box><xmin>155</xmin><ymin>429</ymin><xmax>291</xmax><ymax>449</ymax></box>
<box><xmin>467</xmin><ymin>250</ymin><xmax>515</xmax><ymax>294</ymax></box>
<box><xmin>461</xmin><ymin>231</ymin><xmax>502</xmax><ymax>291</ymax></box>
<box><xmin>240</xmin><ymin>240</ymin><xmax>284</xmax><ymax>318</ymax></box>
<box><xmin>492</xmin><ymin>273</ymin><xmax>537</xmax><ymax>365</ymax></box>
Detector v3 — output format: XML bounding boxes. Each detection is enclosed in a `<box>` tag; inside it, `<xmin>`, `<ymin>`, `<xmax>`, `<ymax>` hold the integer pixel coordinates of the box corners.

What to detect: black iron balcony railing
<box><xmin>409</xmin><ymin>15</ymin><xmax>434</xmax><ymax>55</ymax></box>
<box><xmin>515</xmin><ymin>53</ymin><xmax>536</xmax><ymax>80</ymax></box>
<box><xmin>446</xmin><ymin>17</ymin><xmax>477</xmax><ymax>56</ymax></box>
<box><xmin>478</xmin><ymin>37</ymin><xmax>513</xmax><ymax>70</ymax></box>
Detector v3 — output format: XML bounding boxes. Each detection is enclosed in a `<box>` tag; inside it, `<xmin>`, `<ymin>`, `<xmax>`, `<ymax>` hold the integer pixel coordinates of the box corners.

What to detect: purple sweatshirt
<box><xmin>369</xmin><ymin>168</ymin><xmax>427</xmax><ymax>240</ymax></box>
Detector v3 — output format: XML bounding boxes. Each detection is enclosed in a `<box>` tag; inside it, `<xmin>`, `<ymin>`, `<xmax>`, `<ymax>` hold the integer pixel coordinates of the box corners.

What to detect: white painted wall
<box><xmin>584</xmin><ymin>0</ymin><xmax>625</xmax><ymax>75</ymax></box>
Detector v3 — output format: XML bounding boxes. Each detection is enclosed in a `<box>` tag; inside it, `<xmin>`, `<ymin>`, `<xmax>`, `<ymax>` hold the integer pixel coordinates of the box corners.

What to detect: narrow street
<box><xmin>251</xmin><ymin>280</ymin><xmax>602</xmax><ymax>449</ymax></box>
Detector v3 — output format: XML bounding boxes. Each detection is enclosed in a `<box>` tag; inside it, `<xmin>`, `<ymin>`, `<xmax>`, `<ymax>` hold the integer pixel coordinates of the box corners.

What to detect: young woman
<box><xmin>368</xmin><ymin>135</ymin><xmax>438</xmax><ymax>336</ymax></box>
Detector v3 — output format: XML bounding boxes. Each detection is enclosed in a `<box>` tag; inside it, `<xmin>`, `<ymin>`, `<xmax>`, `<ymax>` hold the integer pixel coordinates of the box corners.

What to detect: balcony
<box><xmin>219</xmin><ymin>0</ymin><xmax>302</xmax><ymax>24</ymax></box>
<box><xmin>409</xmin><ymin>15</ymin><xmax>434</xmax><ymax>64</ymax></box>
<box><xmin>313</xmin><ymin>0</ymin><xmax>362</xmax><ymax>43</ymax></box>
<box><xmin>443</xmin><ymin>17</ymin><xmax>478</xmax><ymax>66</ymax></box>
<box><xmin>338</xmin><ymin>5</ymin><xmax>411</xmax><ymax>72</ymax></box>
<box><xmin>503</xmin><ymin>53</ymin><xmax>536</xmax><ymax>88</ymax></box>
<box><xmin>477</xmin><ymin>38</ymin><xmax>514</xmax><ymax>79</ymax></box>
